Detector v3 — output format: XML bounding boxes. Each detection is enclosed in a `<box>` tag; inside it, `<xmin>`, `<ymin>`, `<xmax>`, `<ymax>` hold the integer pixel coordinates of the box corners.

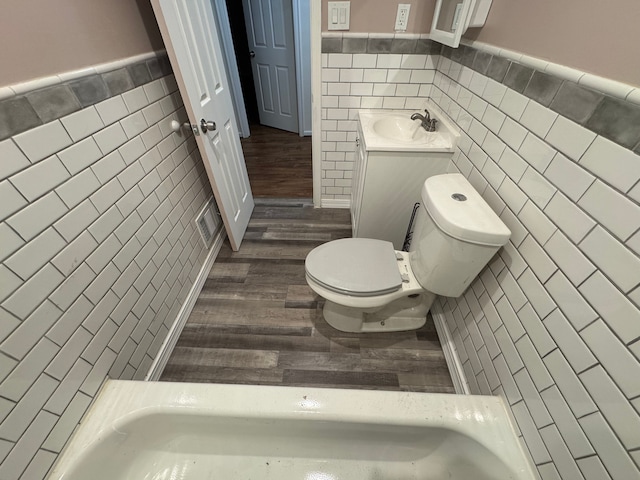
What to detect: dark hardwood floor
<box><xmin>242</xmin><ymin>124</ymin><xmax>313</xmax><ymax>198</ymax></box>
<box><xmin>160</xmin><ymin>199</ymin><xmax>454</xmax><ymax>393</ymax></box>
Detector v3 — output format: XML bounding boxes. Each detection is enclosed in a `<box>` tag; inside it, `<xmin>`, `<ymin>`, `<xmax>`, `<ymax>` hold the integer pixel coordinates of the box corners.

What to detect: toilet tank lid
<box><xmin>422</xmin><ymin>173</ymin><xmax>511</xmax><ymax>247</ymax></box>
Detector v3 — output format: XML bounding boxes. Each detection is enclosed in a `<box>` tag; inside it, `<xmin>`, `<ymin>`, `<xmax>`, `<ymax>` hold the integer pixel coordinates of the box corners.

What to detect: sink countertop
<box><xmin>358</xmin><ymin>107</ymin><xmax>460</xmax><ymax>153</ymax></box>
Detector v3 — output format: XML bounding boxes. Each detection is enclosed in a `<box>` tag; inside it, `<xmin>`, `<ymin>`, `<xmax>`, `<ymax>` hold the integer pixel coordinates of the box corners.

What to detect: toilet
<box><xmin>305</xmin><ymin>173</ymin><xmax>511</xmax><ymax>333</ymax></box>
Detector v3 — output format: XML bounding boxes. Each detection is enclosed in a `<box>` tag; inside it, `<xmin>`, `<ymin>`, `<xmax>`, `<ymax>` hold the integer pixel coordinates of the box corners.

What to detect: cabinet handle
<box><xmin>355</xmin><ymin>137</ymin><xmax>360</xmax><ymax>147</ymax></box>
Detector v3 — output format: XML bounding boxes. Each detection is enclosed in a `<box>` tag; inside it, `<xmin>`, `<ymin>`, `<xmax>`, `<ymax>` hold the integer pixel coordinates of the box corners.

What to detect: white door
<box><xmin>151</xmin><ymin>0</ymin><xmax>254</xmax><ymax>251</ymax></box>
<box><xmin>243</xmin><ymin>0</ymin><xmax>299</xmax><ymax>133</ymax></box>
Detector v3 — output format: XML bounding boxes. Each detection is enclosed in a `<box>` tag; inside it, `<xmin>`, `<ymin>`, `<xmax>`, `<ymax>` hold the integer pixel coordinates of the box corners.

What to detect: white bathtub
<box><xmin>48</xmin><ymin>380</ymin><xmax>535</xmax><ymax>480</ymax></box>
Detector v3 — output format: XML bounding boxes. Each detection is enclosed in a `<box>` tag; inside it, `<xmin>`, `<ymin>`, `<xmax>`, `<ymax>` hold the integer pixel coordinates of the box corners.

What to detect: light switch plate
<box><xmin>328</xmin><ymin>1</ymin><xmax>350</xmax><ymax>31</ymax></box>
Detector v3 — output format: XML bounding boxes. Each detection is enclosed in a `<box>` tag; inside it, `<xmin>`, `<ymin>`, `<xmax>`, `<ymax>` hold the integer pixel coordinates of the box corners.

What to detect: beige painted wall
<box><xmin>0</xmin><ymin>0</ymin><xmax>164</xmax><ymax>87</ymax></box>
<box><xmin>4</xmin><ymin>1</ymin><xmax>638</xmax><ymax>91</ymax></box>
<box><xmin>465</xmin><ymin>0</ymin><xmax>640</xmax><ymax>87</ymax></box>
<box><xmin>322</xmin><ymin>0</ymin><xmax>435</xmax><ymax>33</ymax></box>
<box><xmin>321</xmin><ymin>0</ymin><xmax>639</xmax><ymax>86</ymax></box>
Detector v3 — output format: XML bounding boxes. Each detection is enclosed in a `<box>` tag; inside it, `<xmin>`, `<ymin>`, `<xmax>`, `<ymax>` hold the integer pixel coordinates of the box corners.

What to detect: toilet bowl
<box><xmin>305</xmin><ymin>242</ymin><xmax>435</xmax><ymax>332</ymax></box>
<box><xmin>305</xmin><ymin>174</ymin><xmax>511</xmax><ymax>333</ymax></box>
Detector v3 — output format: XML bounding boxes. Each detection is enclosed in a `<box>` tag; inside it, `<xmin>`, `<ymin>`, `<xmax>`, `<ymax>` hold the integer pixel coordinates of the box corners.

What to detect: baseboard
<box><xmin>254</xmin><ymin>197</ymin><xmax>313</xmax><ymax>207</ymax></box>
<box><xmin>145</xmin><ymin>228</ymin><xmax>226</xmax><ymax>381</ymax></box>
<box><xmin>321</xmin><ymin>198</ymin><xmax>350</xmax><ymax>209</ymax></box>
<box><xmin>431</xmin><ymin>301</ymin><xmax>470</xmax><ymax>395</ymax></box>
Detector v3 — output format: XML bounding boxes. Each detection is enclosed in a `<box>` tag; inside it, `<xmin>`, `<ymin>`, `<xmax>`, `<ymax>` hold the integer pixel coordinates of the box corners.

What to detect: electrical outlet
<box><xmin>395</xmin><ymin>3</ymin><xmax>411</xmax><ymax>31</ymax></box>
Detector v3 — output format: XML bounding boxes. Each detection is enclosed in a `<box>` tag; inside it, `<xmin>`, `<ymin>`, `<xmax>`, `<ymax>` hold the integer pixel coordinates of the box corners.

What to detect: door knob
<box><xmin>249</xmin><ymin>51</ymin><xmax>256</xmax><ymax>58</ymax></box>
<box><xmin>200</xmin><ymin>119</ymin><xmax>217</xmax><ymax>133</ymax></box>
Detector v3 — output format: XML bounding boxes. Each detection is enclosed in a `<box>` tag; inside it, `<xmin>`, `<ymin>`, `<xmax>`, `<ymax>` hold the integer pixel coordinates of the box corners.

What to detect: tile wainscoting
<box><xmin>320</xmin><ymin>35</ymin><xmax>441</xmax><ymax>203</ymax></box>
<box><xmin>432</xmin><ymin>44</ymin><xmax>640</xmax><ymax>480</ymax></box>
<box><xmin>321</xmin><ymin>32</ymin><xmax>640</xmax><ymax>479</ymax></box>
<box><xmin>440</xmin><ymin>42</ymin><xmax>640</xmax><ymax>152</ymax></box>
<box><xmin>320</xmin><ymin>34</ymin><xmax>640</xmax><ymax>205</ymax></box>
<box><xmin>0</xmin><ymin>55</ymin><xmax>216</xmax><ymax>479</ymax></box>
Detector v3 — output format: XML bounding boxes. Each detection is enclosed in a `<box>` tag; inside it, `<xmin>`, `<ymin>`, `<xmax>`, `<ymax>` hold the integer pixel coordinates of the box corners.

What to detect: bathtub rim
<box><xmin>47</xmin><ymin>380</ymin><xmax>536</xmax><ymax>480</ymax></box>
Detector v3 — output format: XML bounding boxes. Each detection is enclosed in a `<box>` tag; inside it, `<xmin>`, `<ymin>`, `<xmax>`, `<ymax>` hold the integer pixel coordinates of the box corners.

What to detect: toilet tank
<box><xmin>409</xmin><ymin>174</ymin><xmax>511</xmax><ymax>297</ymax></box>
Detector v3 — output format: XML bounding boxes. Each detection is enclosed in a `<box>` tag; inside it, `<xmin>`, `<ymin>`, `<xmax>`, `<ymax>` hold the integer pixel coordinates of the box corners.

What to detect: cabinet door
<box><xmin>356</xmin><ymin>153</ymin><xmax>451</xmax><ymax>249</ymax></box>
<box><xmin>430</xmin><ymin>0</ymin><xmax>474</xmax><ymax>48</ymax></box>
<box><xmin>351</xmin><ymin>130</ymin><xmax>367</xmax><ymax>236</ymax></box>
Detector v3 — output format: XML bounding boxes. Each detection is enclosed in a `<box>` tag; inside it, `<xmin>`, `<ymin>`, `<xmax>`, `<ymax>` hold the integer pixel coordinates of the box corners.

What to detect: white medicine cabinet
<box><xmin>430</xmin><ymin>0</ymin><xmax>493</xmax><ymax>48</ymax></box>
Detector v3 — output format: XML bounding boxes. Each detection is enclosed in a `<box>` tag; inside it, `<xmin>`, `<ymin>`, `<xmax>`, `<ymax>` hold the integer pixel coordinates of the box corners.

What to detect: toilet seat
<box><xmin>305</xmin><ymin>238</ymin><xmax>402</xmax><ymax>297</ymax></box>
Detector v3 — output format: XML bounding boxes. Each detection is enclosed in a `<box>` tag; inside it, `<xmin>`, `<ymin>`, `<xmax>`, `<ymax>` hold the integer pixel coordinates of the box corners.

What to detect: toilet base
<box><xmin>322</xmin><ymin>292</ymin><xmax>436</xmax><ymax>333</ymax></box>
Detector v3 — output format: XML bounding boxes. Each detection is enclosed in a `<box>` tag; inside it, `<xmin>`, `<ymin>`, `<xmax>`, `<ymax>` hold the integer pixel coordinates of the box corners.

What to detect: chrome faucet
<box><xmin>411</xmin><ymin>109</ymin><xmax>438</xmax><ymax>132</ymax></box>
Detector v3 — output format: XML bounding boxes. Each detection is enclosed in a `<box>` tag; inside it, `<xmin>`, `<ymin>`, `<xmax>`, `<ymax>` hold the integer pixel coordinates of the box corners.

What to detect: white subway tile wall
<box><xmin>321</xmin><ymin>49</ymin><xmax>436</xmax><ymax>200</ymax></box>
<box><xmin>0</xmin><ymin>72</ymin><xmax>213</xmax><ymax>479</ymax></box>
<box><xmin>433</xmin><ymin>51</ymin><xmax>640</xmax><ymax>479</ymax></box>
<box><xmin>320</xmin><ymin>36</ymin><xmax>640</xmax><ymax>477</ymax></box>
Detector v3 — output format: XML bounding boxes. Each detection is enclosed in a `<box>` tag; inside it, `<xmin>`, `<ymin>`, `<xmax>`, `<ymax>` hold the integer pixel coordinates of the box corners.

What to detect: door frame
<box><xmin>310</xmin><ymin>0</ymin><xmax>321</xmax><ymax>207</ymax></box>
<box><xmin>292</xmin><ymin>0</ymin><xmax>312</xmax><ymax>137</ymax></box>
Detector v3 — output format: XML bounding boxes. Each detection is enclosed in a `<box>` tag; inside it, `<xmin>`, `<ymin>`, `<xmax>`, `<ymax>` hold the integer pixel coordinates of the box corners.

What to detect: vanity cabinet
<box><xmin>351</xmin><ymin>121</ymin><xmax>452</xmax><ymax>250</ymax></box>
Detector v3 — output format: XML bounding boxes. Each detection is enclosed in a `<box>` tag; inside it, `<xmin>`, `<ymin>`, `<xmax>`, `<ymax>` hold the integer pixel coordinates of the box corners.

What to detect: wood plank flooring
<box><xmin>242</xmin><ymin>124</ymin><xmax>312</xmax><ymax>198</ymax></box>
<box><xmin>160</xmin><ymin>199</ymin><xmax>454</xmax><ymax>393</ymax></box>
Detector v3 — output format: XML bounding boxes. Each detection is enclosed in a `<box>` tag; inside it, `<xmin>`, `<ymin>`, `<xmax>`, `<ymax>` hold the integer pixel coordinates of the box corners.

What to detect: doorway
<box><xmin>216</xmin><ymin>0</ymin><xmax>313</xmax><ymax>197</ymax></box>
<box><xmin>242</xmin><ymin>124</ymin><xmax>312</xmax><ymax>197</ymax></box>
<box><xmin>217</xmin><ymin>0</ymin><xmax>311</xmax><ymax>136</ymax></box>
<box><xmin>224</xmin><ymin>0</ymin><xmax>260</xmax><ymax>127</ymax></box>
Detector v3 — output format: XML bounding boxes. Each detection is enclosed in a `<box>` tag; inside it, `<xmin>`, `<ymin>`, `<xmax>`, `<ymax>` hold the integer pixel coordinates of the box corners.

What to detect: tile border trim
<box><xmin>443</xmin><ymin>41</ymin><xmax>640</xmax><ymax>152</ymax></box>
<box><xmin>321</xmin><ymin>33</ymin><xmax>440</xmax><ymax>55</ymax></box>
<box><xmin>461</xmin><ymin>39</ymin><xmax>639</xmax><ymax>104</ymax></box>
<box><xmin>0</xmin><ymin>50</ymin><xmax>172</xmax><ymax>141</ymax></box>
<box><xmin>0</xmin><ymin>50</ymin><xmax>167</xmax><ymax>100</ymax></box>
